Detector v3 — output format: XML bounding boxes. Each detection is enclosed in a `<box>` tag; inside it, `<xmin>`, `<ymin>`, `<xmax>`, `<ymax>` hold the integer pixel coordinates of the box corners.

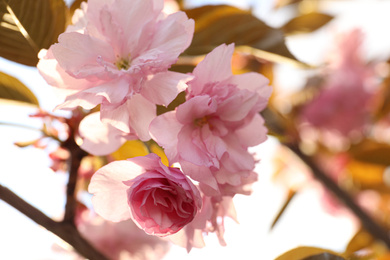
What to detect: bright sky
<box><xmin>2</xmin><ymin>0</ymin><xmax>390</xmax><ymax>259</ymax></box>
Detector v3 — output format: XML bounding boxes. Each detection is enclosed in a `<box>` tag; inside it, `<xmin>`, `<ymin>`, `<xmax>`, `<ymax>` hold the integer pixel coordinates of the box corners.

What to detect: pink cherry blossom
<box><xmin>88</xmin><ymin>153</ymin><xmax>202</xmax><ymax>236</ymax></box>
<box><xmin>37</xmin><ymin>0</ymin><xmax>194</xmax><ymax>141</ymax></box>
<box><xmin>300</xmin><ymin>29</ymin><xmax>376</xmax><ymax>138</ymax></box>
<box><xmin>78</xmin><ymin>112</ymin><xmax>137</xmax><ymax>156</ymax></box>
<box><xmin>150</xmin><ymin>44</ymin><xmax>271</xmax><ymax>195</ymax></box>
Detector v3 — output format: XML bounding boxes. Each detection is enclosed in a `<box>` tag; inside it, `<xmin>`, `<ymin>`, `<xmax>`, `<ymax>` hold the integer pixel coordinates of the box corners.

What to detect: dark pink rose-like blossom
<box><xmin>38</xmin><ymin>0</ymin><xmax>194</xmax><ymax>141</ymax></box>
<box><xmin>150</xmin><ymin>44</ymin><xmax>271</xmax><ymax>195</ymax></box>
<box><xmin>88</xmin><ymin>153</ymin><xmax>202</xmax><ymax>236</ymax></box>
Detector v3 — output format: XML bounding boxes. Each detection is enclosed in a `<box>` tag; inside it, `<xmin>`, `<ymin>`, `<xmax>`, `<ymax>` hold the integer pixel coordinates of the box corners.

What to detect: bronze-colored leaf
<box><xmin>0</xmin><ymin>71</ymin><xmax>39</xmax><ymax>106</ymax></box>
<box><xmin>349</xmin><ymin>139</ymin><xmax>390</xmax><ymax>166</ymax></box>
<box><xmin>69</xmin><ymin>0</ymin><xmax>83</xmax><ymax>17</ymax></box>
<box><xmin>346</xmin><ymin>159</ymin><xmax>385</xmax><ymax>188</ymax></box>
<box><xmin>344</xmin><ymin>228</ymin><xmax>374</xmax><ymax>257</ymax></box>
<box><xmin>156</xmin><ymin>91</ymin><xmax>186</xmax><ymax>115</ymax></box>
<box><xmin>373</xmin><ymin>77</ymin><xmax>390</xmax><ymax>121</ymax></box>
<box><xmin>282</xmin><ymin>12</ymin><xmax>333</xmax><ymax>35</ymax></box>
<box><xmin>0</xmin><ymin>0</ymin><xmax>67</xmax><ymax>66</ymax></box>
<box><xmin>302</xmin><ymin>253</ymin><xmax>345</xmax><ymax>260</ymax></box>
<box><xmin>275</xmin><ymin>246</ymin><xmax>344</xmax><ymax>260</ymax></box>
<box><xmin>175</xmin><ymin>0</ymin><xmax>184</xmax><ymax>10</ymax></box>
<box><xmin>274</xmin><ymin>0</ymin><xmax>303</xmax><ymax>9</ymax></box>
<box><xmin>184</xmin><ymin>5</ymin><xmax>303</xmax><ymax>66</ymax></box>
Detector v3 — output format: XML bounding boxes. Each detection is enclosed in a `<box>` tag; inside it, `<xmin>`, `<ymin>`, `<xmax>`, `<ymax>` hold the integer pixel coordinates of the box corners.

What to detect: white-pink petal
<box><xmin>101</xmin><ymin>102</ymin><xmax>131</xmax><ymax>133</ymax></box>
<box><xmin>149</xmin><ymin>111</ymin><xmax>181</xmax><ymax>162</ymax></box>
<box><xmin>79</xmin><ymin>112</ymin><xmax>135</xmax><ymax>156</ymax></box>
<box><xmin>190</xmin><ymin>44</ymin><xmax>234</xmax><ymax>94</ymax></box>
<box><xmin>235</xmin><ymin>114</ymin><xmax>268</xmax><ymax>147</ymax></box>
<box><xmin>141</xmin><ymin>71</ymin><xmax>192</xmax><ymax>106</ymax></box>
<box><xmin>127</xmin><ymin>94</ymin><xmax>156</xmax><ymax>141</ymax></box>
<box><xmin>52</xmin><ymin>32</ymin><xmax>114</xmax><ymax>78</ymax></box>
<box><xmin>89</xmin><ymin>160</ymin><xmax>146</xmax><ymax>222</ymax></box>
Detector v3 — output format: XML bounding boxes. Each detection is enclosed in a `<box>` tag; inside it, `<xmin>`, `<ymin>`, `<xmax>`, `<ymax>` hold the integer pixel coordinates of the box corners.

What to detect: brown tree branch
<box><xmin>62</xmin><ymin>133</ymin><xmax>87</xmax><ymax>224</ymax></box>
<box><xmin>0</xmin><ymin>184</ymin><xmax>109</xmax><ymax>260</ymax></box>
<box><xmin>286</xmin><ymin>143</ymin><xmax>390</xmax><ymax>248</ymax></box>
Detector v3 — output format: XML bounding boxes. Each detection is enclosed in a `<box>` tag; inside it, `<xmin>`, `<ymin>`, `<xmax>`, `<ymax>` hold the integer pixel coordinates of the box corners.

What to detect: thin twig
<box><xmin>286</xmin><ymin>143</ymin><xmax>390</xmax><ymax>248</ymax></box>
<box><xmin>0</xmin><ymin>184</ymin><xmax>109</xmax><ymax>260</ymax></box>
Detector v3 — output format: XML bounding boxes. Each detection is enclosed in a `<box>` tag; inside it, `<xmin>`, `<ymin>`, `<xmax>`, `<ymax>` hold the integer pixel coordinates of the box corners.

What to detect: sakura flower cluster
<box><xmin>300</xmin><ymin>29</ymin><xmax>376</xmax><ymax>142</ymax></box>
<box><xmin>38</xmin><ymin>0</ymin><xmax>271</xmax><ymax>251</ymax></box>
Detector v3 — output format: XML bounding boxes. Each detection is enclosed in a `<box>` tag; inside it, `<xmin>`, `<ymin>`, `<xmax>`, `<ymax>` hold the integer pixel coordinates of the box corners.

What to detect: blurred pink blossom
<box><xmin>300</xmin><ymin>29</ymin><xmax>376</xmax><ymax>138</ymax></box>
<box><xmin>88</xmin><ymin>153</ymin><xmax>202</xmax><ymax>236</ymax></box>
<box><xmin>38</xmin><ymin>0</ymin><xmax>194</xmax><ymax>141</ymax></box>
<box><xmin>77</xmin><ymin>210</ymin><xmax>170</xmax><ymax>260</ymax></box>
<box><xmin>150</xmin><ymin>44</ymin><xmax>271</xmax><ymax>196</ymax></box>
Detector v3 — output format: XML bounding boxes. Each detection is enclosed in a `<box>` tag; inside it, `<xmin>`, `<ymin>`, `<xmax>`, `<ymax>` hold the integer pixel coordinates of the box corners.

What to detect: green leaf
<box><xmin>0</xmin><ymin>0</ymin><xmax>67</xmax><ymax>66</ymax></box>
<box><xmin>0</xmin><ymin>71</ymin><xmax>39</xmax><ymax>106</ymax></box>
<box><xmin>184</xmin><ymin>5</ymin><xmax>304</xmax><ymax>67</ymax></box>
<box><xmin>282</xmin><ymin>12</ymin><xmax>333</xmax><ymax>35</ymax></box>
<box><xmin>275</xmin><ymin>247</ymin><xmax>344</xmax><ymax>260</ymax></box>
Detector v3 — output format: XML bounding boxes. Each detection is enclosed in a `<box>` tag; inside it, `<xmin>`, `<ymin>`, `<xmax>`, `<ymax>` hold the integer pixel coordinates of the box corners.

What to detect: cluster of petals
<box><xmin>37</xmin><ymin>0</ymin><xmax>194</xmax><ymax>141</ymax></box>
<box><xmin>150</xmin><ymin>43</ymin><xmax>271</xmax><ymax>196</ymax></box>
<box><xmin>39</xmin><ymin>0</ymin><xmax>273</xmax><ymax>249</ymax></box>
<box><xmin>300</xmin><ymin>29</ymin><xmax>376</xmax><ymax>138</ymax></box>
<box><xmin>88</xmin><ymin>153</ymin><xmax>202</xmax><ymax>237</ymax></box>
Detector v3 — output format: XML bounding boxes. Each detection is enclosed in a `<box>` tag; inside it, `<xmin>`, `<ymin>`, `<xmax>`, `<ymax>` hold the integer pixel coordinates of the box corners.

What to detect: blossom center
<box><xmin>115</xmin><ymin>55</ymin><xmax>131</xmax><ymax>70</ymax></box>
<box><xmin>194</xmin><ymin>116</ymin><xmax>209</xmax><ymax>127</ymax></box>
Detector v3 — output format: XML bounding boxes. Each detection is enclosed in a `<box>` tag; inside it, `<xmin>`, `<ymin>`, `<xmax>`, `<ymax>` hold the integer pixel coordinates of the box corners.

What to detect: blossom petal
<box><xmin>176</xmin><ymin>95</ymin><xmax>217</xmax><ymax>125</ymax></box>
<box><xmin>149</xmin><ymin>111</ymin><xmax>181</xmax><ymax>162</ymax></box>
<box><xmin>217</xmin><ymin>89</ymin><xmax>259</xmax><ymax>122</ymax></box>
<box><xmin>56</xmin><ymin>91</ymin><xmax>102</xmax><ymax>110</ymax></box>
<box><xmin>190</xmin><ymin>44</ymin><xmax>234</xmax><ymax>94</ymax></box>
<box><xmin>149</xmin><ymin>11</ymin><xmax>194</xmax><ymax>64</ymax></box>
<box><xmin>141</xmin><ymin>71</ymin><xmax>192</xmax><ymax>106</ymax></box>
<box><xmin>180</xmin><ymin>162</ymin><xmax>219</xmax><ymax>196</ymax></box>
<box><xmin>235</xmin><ymin>114</ymin><xmax>267</xmax><ymax>147</ymax></box>
<box><xmin>101</xmin><ymin>102</ymin><xmax>131</xmax><ymax>133</ymax></box>
<box><xmin>89</xmin><ymin>160</ymin><xmax>146</xmax><ymax>222</ymax></box>
<box><xmin>79</xmin><ymin>112</ymin><xmax>135</xmax><ymax>156</ymax></box>
<box><xmin>83</xmin><ymin>77</ymin><xmax>130</xmax><ymax>104</ymax></box>
<box><xmin>37</xmin><ymin>48</ymin><xmax>94</xmax><ymax>90</ymax></box>
<box><xmin>52</xmin><ymin>32</ymin><xmax>115</xmax><ymax>78</ymax></box>
<box><xmin>127</xmin><ymin>94</ymin><xmax>156</xmax><ymax>141</ymax></box>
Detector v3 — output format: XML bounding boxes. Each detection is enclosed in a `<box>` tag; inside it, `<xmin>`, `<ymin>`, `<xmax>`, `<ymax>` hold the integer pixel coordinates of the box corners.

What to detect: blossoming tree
<box><xmin>2</xmin><ymin>0</ymin><xmax>390</xmax><ymax>259</ymax></box>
